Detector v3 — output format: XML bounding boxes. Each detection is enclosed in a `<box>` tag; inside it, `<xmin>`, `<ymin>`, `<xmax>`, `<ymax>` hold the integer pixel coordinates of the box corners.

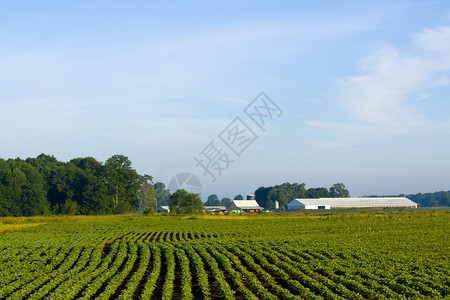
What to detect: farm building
<box><xmin>287</xmin><ymin>197</ymin><xmax>417</xmax><ymax>210</ymax></box>
<box><xmin>204</xmin><ymin>206</ymin><xmax>227</xmax><ymax>213</ymax></box>
<box><xmin>156</xmin><ymin>206</ymin><xmax>170</xmax><ymax>212</ymax></box>
<box><xmin>227</xmin><ymin>200</ymin><xmax>264</xmax><ymax>213</ymax></box>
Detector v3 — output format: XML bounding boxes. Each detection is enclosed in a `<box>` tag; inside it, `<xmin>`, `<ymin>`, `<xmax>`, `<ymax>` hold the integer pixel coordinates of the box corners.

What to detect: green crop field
<box><xmin>0</xmin><ymin>210</ymin><xmax>449</xmax><ymax>299</ymax></box>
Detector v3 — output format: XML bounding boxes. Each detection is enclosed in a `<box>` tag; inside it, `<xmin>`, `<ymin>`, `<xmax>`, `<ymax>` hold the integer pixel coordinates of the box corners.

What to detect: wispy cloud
<box><xmin>312</xmin><ymin>26</ymin><xmax>450</xmax><ymax>145</ymax></box>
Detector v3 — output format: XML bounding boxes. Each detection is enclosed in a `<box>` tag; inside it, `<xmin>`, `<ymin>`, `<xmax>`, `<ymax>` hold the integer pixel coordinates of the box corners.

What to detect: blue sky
<box><xmin>1</xmin><ymin>1</ymin><xmax>449</xmax><ymax>199</ymax></box>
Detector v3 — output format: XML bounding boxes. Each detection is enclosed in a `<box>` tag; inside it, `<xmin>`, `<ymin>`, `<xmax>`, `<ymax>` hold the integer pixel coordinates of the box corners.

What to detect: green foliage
<box><xmin>255</xmin><ymin>182</ymin><xmax>306</xmax><ymax>210</ymax></box>
<box><xmin>205</xmin><ymin>194</ymin><xmax>221</xmax><ymax>206</ymax></box>
<box><xmin>70</xmin><ymin>157</ymin><xmax>110</xmax><ymax>214</ymax></box>
<box><xmin>169</xmin><ymin>189</ymin><xmax>204</xmax><ymax>214</ymax></box>
<box><xmin>221</xmin><ymin>197</ymin><xmax>232</xmax><ymax>208</ymax></box>
<box><xmin>138</xmin><ymin>180</ymin><xmax>156</xmax><ymax>213</ymax></box>
<box><xmin>234</xmin><ymin>194</ymin><xmax>244</xmax><ymax>200</ymax></box>
<box><xmin>329</xmin><ymin>183</ymin><xmax>350</xmax><ymax>198</ymax></box>
<box><xmin>0</xmin><ymin>158</ymin><xmax>49</xmax><ymax>216</ymax></box>
<box><xmin>0</xmin><ymin>154</ymin><xmax>151</xmax><ymax>216</ymax></box>
<box><xmin>406</xmin><ymin>191</ymin><xmax>450</xmax><ymax>207</ymax></box>
<box><xmin>154</xmin><ymin>182</ymin><xmax>171</xmax><ymax>206</ymax></box>
<box><xmin>305</xmin><ymin>187</ymin><xmax>330</xmax><ymax>198</ymax></box>
<box><xmin>104</xmin><ymin>155</ymin><xmax>145</xmax><ymax>214</ymax></box>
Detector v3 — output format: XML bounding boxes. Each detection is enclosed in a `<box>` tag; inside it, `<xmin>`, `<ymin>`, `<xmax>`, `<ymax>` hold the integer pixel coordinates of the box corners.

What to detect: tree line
<box><xmin>0</xmin><ymin>154</ymin><xmax>207</xmax><ymax>217</ymax></box>
<box><xmin>2</xmin><ymin>153</ymin><xmax>446</xmax><ymax>217</ymax></box>
<box><xmin>365</xmin><ymin>191</ymin><xmax>450</xmax><ymax>207</ymax></box>
<box><xmin>203</xmin><ymin>194</ymin><xmax>243</xmax><ymax>207</ymax></box>
<box><xmin>0</xmin><ymin>154</ymin><xmax>151</xmax><ymax>216</ymax></box>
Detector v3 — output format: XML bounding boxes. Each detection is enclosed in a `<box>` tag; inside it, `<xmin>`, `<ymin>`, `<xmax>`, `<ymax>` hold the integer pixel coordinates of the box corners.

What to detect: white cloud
<box><xmin>413</xmin><ymin>26</ymin><xmax>450</xmax><ymax>55</ymax></box>
<box><xmin>319</xmin><ymin>26</ymin><xmax>450</xmax><ymax>144</ymax></box>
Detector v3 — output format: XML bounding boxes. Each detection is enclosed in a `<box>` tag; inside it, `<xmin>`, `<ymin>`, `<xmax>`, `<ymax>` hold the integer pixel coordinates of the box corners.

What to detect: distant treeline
<box><xmin>366</xmin><ymin>192</ymin><xmax>450</xmax><ymax>207</ymax></box>
<box><xmin>0</xmin><ymin>154</ymin><xmax>151</xmax><ymax>216</ymax></box>
<box><xmin>255</xmin><ymin>182</ymin><xmax>350</xmax><ymax>210</ymax></box>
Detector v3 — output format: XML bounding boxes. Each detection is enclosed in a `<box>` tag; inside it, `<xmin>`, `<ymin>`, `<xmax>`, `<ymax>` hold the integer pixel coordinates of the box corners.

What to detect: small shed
<box><xmin>227</xmin><ymin>200</ymin><xmax>264</xmax><ymax>213</ymax></box>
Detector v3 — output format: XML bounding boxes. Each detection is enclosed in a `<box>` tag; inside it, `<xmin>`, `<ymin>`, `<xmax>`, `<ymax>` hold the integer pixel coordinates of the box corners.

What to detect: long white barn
<box><xmin>287</xmin><ymin>197</ymin><xmax>417</xmax><ymax>210</ymax></box>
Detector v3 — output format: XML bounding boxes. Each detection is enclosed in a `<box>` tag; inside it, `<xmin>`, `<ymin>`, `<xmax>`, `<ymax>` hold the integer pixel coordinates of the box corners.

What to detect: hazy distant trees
<box><xmin>138</xmin><ymin>179</ymin><xmax>156</xmax><ymax>213</ymax></box>
<box><xmin>154</xmin><ymin>182</ymin><xmax>171</xmax><ymax>207</ymax></box>
<box><xmin>221</xmin><ymin>197</ymin><xmax>232</xmax><ymax>208</ymax></box>
<box><xmin>205</xmin><ymin>194</ymin><xmax>221</xmax><ymax>206</ymax></box>
<box><xmin>399</xmin><ymin>191</ymin><xmax>449</xmax><ymax>207</ymax></box>
<box><xmin>234</xmin><ymin>194</ymin><xmax>244</xmax><ymax>200</ymax></box>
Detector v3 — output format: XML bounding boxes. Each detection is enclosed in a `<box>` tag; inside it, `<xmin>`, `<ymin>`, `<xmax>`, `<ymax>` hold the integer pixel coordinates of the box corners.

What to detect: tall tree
<box><xmin>138</xmin><ymin>176</ymin><xmax>155</xmax><ymax>213</ymax></box>
<box><xmin>70</xmin><ymin>157</ymin><xmax>109</xmax><ymax>214</ymax></box>
<box><xmin>234</xmin><ymin>194</ymin><xmax>244</xmax><ymax>200</ymax></box>
<box><xmin>104</xmin><ymin>155</ymin><xmax>144</xmax><ymax>214</ymax></box>
<box><xmin>329</xmin><ymin>183</ymin><xmax>350</xmax><ymax>198</ymax></box>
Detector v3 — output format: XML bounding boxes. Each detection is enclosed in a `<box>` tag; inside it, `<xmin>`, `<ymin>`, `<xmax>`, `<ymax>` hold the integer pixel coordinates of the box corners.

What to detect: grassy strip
<box><xmin>0</xmin><ymin>223</ymin><xmax>43</xmax><ymax>232</ymax></box>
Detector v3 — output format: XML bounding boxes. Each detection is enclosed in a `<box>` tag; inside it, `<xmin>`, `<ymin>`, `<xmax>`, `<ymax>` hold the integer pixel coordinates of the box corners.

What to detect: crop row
<box><xmin>0</xmin><ymin>213</ymin><xmax>448</xmax><ymax>299</ymax></box>
<box><xmin>0</xmin><ymin>240</ymin><xmax>448</xmax><ymax>299</ymax></box>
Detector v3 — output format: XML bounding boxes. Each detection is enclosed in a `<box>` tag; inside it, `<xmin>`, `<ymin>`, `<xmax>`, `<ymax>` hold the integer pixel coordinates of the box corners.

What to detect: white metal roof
<box><xmin>204</xmin><ymin>206</ymin><xmax>227</xmax><ymax>210</ymax></box>
<box><xmin>289</xmin><ymin>197</ymin><xmax>417</xmax><ymax>207</ymax></box>
<box><xmin>231</xmin><ymin>200</ymin><xmax>264</xmax><ymax>209</ymax></box>
<box><xmin>157</xmin><ymin>206</ymin><xmax>170</xmax><ymax>211</ymax></box>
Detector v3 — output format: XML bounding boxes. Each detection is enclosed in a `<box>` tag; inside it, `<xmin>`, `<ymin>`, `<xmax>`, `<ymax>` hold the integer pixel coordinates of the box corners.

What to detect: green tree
<box><xmin>154</xmin><ymin>182</ymin><xmax>171</xmax><ymax>207</ymax></box>
<box><xmin>255</xmin><ymin>182</ymin><xmax>306</xmax><ymax>210</ymax></box>
<box><xmin>329</xmin><ymin>183</ymin><xmax>350</xmax><ymax>198</ymax></box>
<box><xmin>306</xmin><ymin>187</ymin><xmax>330</xmax><ymax>198</ymax></box>
<box><xmin>0</xmin><ymin>158</ymin><xmax>19</xmax><ymax>216</ymax></box>
<box><xmin>169</xmin><ymin>189</ymin><xmax>204</xmax><ymax>214</ymax></box>
<box><xmin>205</xmin><ymin>194</ymin><xmax>221</xmax><ymax>206</ymax></box>
<box><xmin>104</xmin><ymin>155</ymin><xmax>144</xmax><ymax>214</ymax></box>
<box><xmin>138</xmin><ymin>176</ymin><xmax>155</xmax><ymax>213</ymax></box>
<box><xmin>26</xmin><ymin>154</ymin><xmax>85</xmax><ymax>215</ymax></box>
<box><xmin>70</xmin><ymin>157</ymin><xmax>110</xmax><ymax>214</ymax></box>
<box><xmin>234</xmin><ymin>194</ymin><xmax>244</xmax><ymax>200</ymax></box>
<box><xmin>221</xmin><ymin>197</ymin><xmax>232</xmax><ymax>208</ymax></box>
<box><xmin>0</xmin><ymin>158</ymin><xmax>49</xmax><ymax>216</ymax></box>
